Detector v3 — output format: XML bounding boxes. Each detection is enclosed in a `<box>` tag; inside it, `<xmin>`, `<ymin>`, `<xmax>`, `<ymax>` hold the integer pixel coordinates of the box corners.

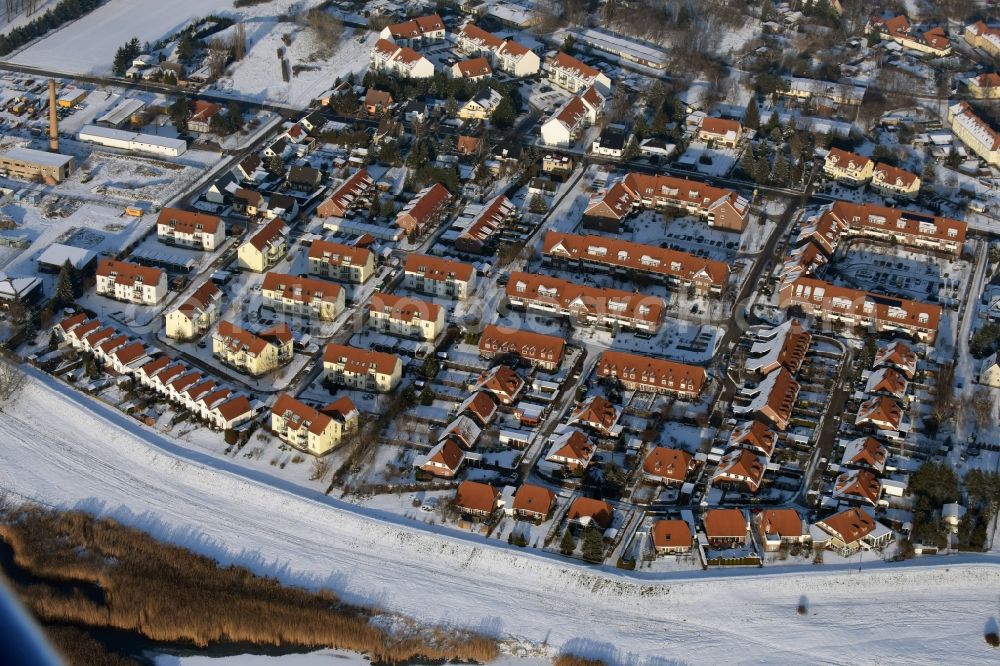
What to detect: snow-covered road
<box><xmin>1</xmin><ymin>373</ymin><xmax>999</xmax><ymax>665</ymax></box>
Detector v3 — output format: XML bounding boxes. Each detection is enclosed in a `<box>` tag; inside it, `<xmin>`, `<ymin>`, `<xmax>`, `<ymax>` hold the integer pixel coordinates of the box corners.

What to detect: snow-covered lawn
<box><xmin>4</xmin><ymin>371</ymin><xmax>1000</xmax><ymax>664</ymax></box>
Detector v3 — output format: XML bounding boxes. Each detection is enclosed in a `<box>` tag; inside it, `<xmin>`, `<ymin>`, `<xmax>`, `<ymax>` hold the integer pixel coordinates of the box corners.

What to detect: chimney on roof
<box><xmin>48</xmin><ymin>79</ymin><xmax>59</xmax><ymax>153</ymax></box>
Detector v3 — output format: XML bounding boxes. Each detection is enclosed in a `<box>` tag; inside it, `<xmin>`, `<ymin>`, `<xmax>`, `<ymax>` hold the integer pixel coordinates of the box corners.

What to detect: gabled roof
<box><xmin>272</xmin><ymin>393</ymin><xmax>334</xmax><ymax>436</ymax></box>
<box><xmin>156</xmin><ymin>207</ymin><xmax>221</xmax><ymax>235</ymax></box>
<box><xmin>513</xmin><ymin>484</ymin><xmax>555</xmax><ymax>515</ymax></box>
<box><xmin>651</xmin><ymin>519</ymin><xmax>692</xmax><ymax>550</ymax></box>
<box><xmin>423</xmin><ymin>438</ymin><xmax>465</xmax><ymax>471</ymax></box>
<box><xmin>397</xmin><ymin>183</ymin><xmax>452</xmax><ymax>227</ymax></box>
<box><xmin>478</xmin><ymin>324</ymin><xmax>565</xmax><ymax>365</ymax></box>
<box><xmin>703</xmin><ymin>508</ymin><xmax>746</xmax><ymax>539</ymax></box>
<box><xmin>865</xmin><ymin>366</ymin><xmax>908</xmax><ymax>399</ymax></box>
<box><xmin>261</xmin><ymin>272</ymin><xmax>343</xmax><ymax>305</ymax></box>
<box><xmin>507</xmin><ymin>271</ymin><xmax>664</xmax><ymax>326</ymax></box>
<box><xmin>474</xmin><ymin>364</ymin><xmax>524</xmax><ymax>400</ymax></box>
<box><xmin>214</xmin><ymin>321</ymin><xmax>290</xmax><ymax>356</ymax></box>
<box><xmin>174</xmin><ymin>281</ymin><xmax>222</xmax><ymax>321</ymax></box>
<box><xmin>404</xmin><ymin>253</ymin><xmax>474</xmax><ymax>282</ymax></box>
<box><xmin>308</xmin><ymin>239</ymin><xmax>372</xmax><ymax>267</ymax></box>
<box><xmin>596</xmin><ymin>350</ymin><xmax>706</xmax><ymax>395</ymax></box>
<box><xmin>728</xmin><ymin>420</ymin><xmax>777</xmax><ymax>458</ymax></box>
<box><xmin>566</xmin><ymin>497</ymin><xmax>613</xmax><ymax>529</ymax></box>
<box><xmin>855</xmin><ymin>395</ymin><xmax>902</xmax><ymax>431</ymax></box>
<box><xmin>642</xmin><ymin>447</ymin><xmax>692</xmax><ymax>483</ymax></box>
<box><xmin>549</xmin><ymin>51</ymin><xmax>601</xmax><ymax>80</ymax></box>
<box><xmin>817</xmin><ymin>507</ymin><xmax>878</xmax><ymax>544</ymax></box>
<box><xmin>244</xmin><ymin>218</ymin><xmax>287</xmax><ymax>252</ymax></box>
<box><xmin>833</xmin><ymin>469</ymin><xmax>882</xmax><ymax>506</ymax></box>
<box><xmin>712</xmin><ymin>449</ymin><xmax>767</xmax><ymax>491</ymax></box>
<box><xmin>454</xmin><ymin>480</ymin><xmax>498</xmax><ymax>514</ymax></box>
<box><xmin>875</xmin><ymin>341</ymin><xmax>917</xmax><ymax>379</ymax></box>
<box><xmin>96</xmin><ymin>259</ymin><xmax>163</xmax><ymax>286</ymax></box>
<box><xmin>734</xmin><ymin>367</ymin><xmax>800</xmax><ymax>430</ymax></box>
<box><xmin>454</xmin><ymin>56</ymin><xmax>492</xmax><ymax>78</ymax></box>
<box><xmin>215</xmin><ymin>395</ymin><xmax>252</xmax><ymax>421</ymax></box>
<box><xmin>546</xmin><ymin>429</ymin><xmax>594</xmax><ymax>464</ymax></box>
<box><xmin>699</xmin><ymin>117</ymin><xmax>741</xmax><ymax>138</ymax></box>
<box><xmin>323</xmin><ymin>344</ymin><xmax>400</xmax><ymax>376</ymax></box>
<box><xmin>872</xmin><ymin>162</ymin><xmax>919</xmax><ymax>189</ymax></box>
<box><xmin>825</xmin><ymin>147</ymin><xmax>871</xmax><ymax>171</ymax></box>
<box><xmin>757</xmin><ymin>509</ymin><xmax>804</xmax><ymax>540</ymax></box>
<box><xmin>569</xmin><ymin>395</ymin><xmax>619</xmax><ymax>433</ymax></box>
<box><xmin>746</xmin><ymin>319</ymin><xmax>811</xmax><ymax>375</ymax></box>
<box><xmin>369</xmin><ymin>293</ymin><xmax>442</xmax><ymax>323</ymax></box>
<box><xmin>459</xmin><ymin>391</ymin><xmax>497</xmax><ymax>426</ymax></box>
<box><xmin>841</xmin><ymin>437</ymin><xmax>888</xmax><ymax>473</ymax></box>
<box><xmin>56</xmin><ymin>312</ymin><xmax>88</xmax><ymax>333</ymax></box>
<box><xmin>458</xmin><ymin>23</ymin><xmax>503</xmax><ymax>50</ymax></box>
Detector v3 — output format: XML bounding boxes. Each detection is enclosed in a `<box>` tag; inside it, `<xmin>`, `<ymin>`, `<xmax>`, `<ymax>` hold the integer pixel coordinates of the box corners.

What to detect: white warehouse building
<box><xmin>77</xmin><ymin>125</ymin><xmax>187</xmax><ymax>157</ymax></box>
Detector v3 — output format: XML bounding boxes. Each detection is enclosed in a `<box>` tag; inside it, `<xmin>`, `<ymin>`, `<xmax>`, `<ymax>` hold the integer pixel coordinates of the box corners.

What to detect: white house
<box><xmin>156</xmin><ymin>207</ymin><xmax>225</xmax><ymax>251</ymax></box>
<box><xmin>96</xmin><ymin>259</ymin><xmax>166</xmax><ymax>305</ymax></box>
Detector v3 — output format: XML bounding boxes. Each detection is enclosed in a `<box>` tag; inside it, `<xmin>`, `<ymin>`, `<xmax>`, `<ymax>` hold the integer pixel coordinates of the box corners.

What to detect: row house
<box><xmin>307</xmin><ymin>239</ymin><xmax>375</xmax><ymax>284</ymax></box>
<box><xmin>871</xmin><ymin>163</ymin><xmax>920</xmax><ymax>198</ymax></box>
<box><xmin>697</xmin><ymin>117</ymin><xmax>743</xmax><ymax>148</ymax></box>
<box><xmin>546</xmin><ymin>51</ymin><xmax>612</xmax><ymax>95</ymax></box>
<box><xmin>212</xmin><ymin>321</ymin><xmax>294</xmax><ymax>376</ymax></box>
<box><xmin>540</xmin><ymin>85</ymin><xmax>604</xmax><ymax>147</ymax></box>
<box><xmin>867</xmin><ymin>14</ymin><xmax>951</xmax><ymax>56</ymax></box>
<box><xmin>322</xmin><ymin>344</ymin><xmax>402</xmax><ymax>392</ymax></box>
<box><xmin>779</xmin><ymin>277</ymin><xmax>941</xmax><ymax>343</ymax></box>
<box><xmin>164</xmin><ymin>281</ymin><xmax>223</xmax><ymax>340</ymax></box>
<box><xmin>505</xmin><ymin>271</ymin><xmax>664</xmax><ymax>333</ymax></box>
<box><xmin>596</xmin><ymin>350</ymin><xmax>706</xmax><ymax>399</ymax></box>
<box><xmin>454</xmin><ymin>194</ymin><xmax>516</xmax><ymax>254</ymax></box>
<box><xmin>135</xmin><ymin>355</ymin><xmax>254</xmax><ymax>430</ymax></box>
<box><xmin>270</xmin><ymin>393</ymin><xmax>359</xmax><ymax>456</ymax></box>
<box><xmin>833</xmin><ymin>468</ymin><xmax>883</xmax><ymax>507</ymax></box>
<box><xmin>455</xmin><ymin>23</ymin><xmax>540</xmax><ymax>76</ymax></box>
<box><xmin>948</xmin><ymin>101</ymin><xmax>1000</xmax><ymax>167</ymax></box>
<box><xmin>728</xmin><ymin>420</ymin><xmax>777</xmax><ymax>459</ymax></box>
<box><xmin>964</xmin><ymin>21</ymin><xmax>1000</xmax><ymax>58</ymax></box>
<box><xmin>478</xmin><ymin>324</ymin><xmax>565</xmax><ymax>372</ymax></box>
<box><xmin>403</xmin><ymin>254</ymin><xmax>476</xmax><ymax>300</ymax></box>
<box><xmin>734</xmin><ymin>367</ymin><xmax>800</xmax><ymax>431</ymax></box>
<box><xmin>542</xmin><ymin>230</ymin><xmax>728</xmax><ymax>295</ymax></box>
<box><xmin>379</xmin><ymin>13</ymin><xmax>445</xmax><ymax>47</ymax></box>
<box><xmin>317</xmin><ymin>168</ymin><xmax>376</xmax><ymax>218</ymax></box>
<box><xmin>96</xmin><ymin>259</ymin><xmax>166</xmax><ymax>305</ymax></box>
<box><xmin>745</xmin><ymin>319</ymin><xmax>811</xmax><ymax>375</ymax></box>
<box><xmin>396</xmin><ymin>183</ymin><xmax>453</xmax><ymax>234</ymax></box>
<box><xmin>156</xmin><ymin>208</ymin><xmax>225</xmax><ymax>251</ymax></box>
<box><xmin>368</xmin><ymin>293</ymin><xmax>444</xmax><ymax>341</ymax></box>
<box><xmin>584</xmin><ymin>172</ymin><xmax>749</xmax><ymax>232</ymax></box>
<box><xmin>822</xmin><ymin>148</ymin><xmax>873</xmax><ymax>185</ymax></box>
<box><xmin>261</xmin><ymin>272</ymin><xmax>345</xmax><ymax>321</ymax></box>
<box><xmin>369</xmin><ymin>39</ymin><xmax>434</xmax><ymax>79</ymax></box>
<box><xmin>237</xmin><ymin>219</ymin><xmax>288</xmax><ymax>272</ymax></box>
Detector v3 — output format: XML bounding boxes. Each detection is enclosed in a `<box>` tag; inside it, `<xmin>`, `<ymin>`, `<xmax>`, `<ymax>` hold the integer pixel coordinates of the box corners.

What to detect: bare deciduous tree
<box><xmin>0</xmin><ymin>359</ymin><xmax>26</xmax><ymax>406</ymax></box>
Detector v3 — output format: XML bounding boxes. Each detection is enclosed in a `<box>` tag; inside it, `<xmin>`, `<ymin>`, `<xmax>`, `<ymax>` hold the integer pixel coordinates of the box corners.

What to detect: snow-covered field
<box><xmin>2</xmin><ymin>371</ymin><xmax>999</xmax><ymax>665</ymax></box>
<box><xmin>7</xmin><ymin>0</ymin><xmax>323</xmax><ymax>75</ymax></box>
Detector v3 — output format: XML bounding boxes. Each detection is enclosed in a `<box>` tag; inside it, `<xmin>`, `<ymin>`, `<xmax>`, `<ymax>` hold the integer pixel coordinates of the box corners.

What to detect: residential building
<box><xmin>964</xmin><ymin>21</ymin><xmax>1000</xmax><ymax>58</ymax></box>
<box><xmin>505</xmin><ymin>272</ymin><xmax>664</xmax><ymax>333</ymax></box>
<box><xmin>698</xmin><ymin>117</ymin><xmax>743</xmax><ymax>147</ymax></box>
<box><xmin>745</xmin><ymin>319</ymin><xmax>811</xmax><ymax>375</ymax></box>
<box><xmin>455</xmin><ymin>22</ymin><xmax>503</xmax><ymax>55</ymax></box>
<box><xmin>542</xmin><ymin>154</ymin><xmax>574</xmax><ymax>179</ymax></box>
<box><xmin>855</xmin><ymin>395</ymin><xmax>903</xmax><ymax>433</ymax></box>
<box><xmin>95</xmin><ymin>259</ymin><xmax>166</xmax><ymax>305</ymax></box>
<box><xmin>164</xmin><ymin>281</ymin><xmax>223</xmax><ymax>340</ymax></box>
<box><xmin>865</xmin><ymin>367</ymin><xmax>908</xmax><ymax>401</ymax></box>
<box><xmin>512</xmin><ymin>484</ymin><xmax>555</xmax><ymax>521</ymax></box>
<box><xmin>454</xmin><ymin>195</ymin><xmax>517</xmax><ymax>254</ymax></box>
<box><xmin>755</xmin><ymin>509</ymin><xmax>808</xmax><ymax>552</ymax></box>
<box><xmin>642</xmin><ymin>447</ymin><xmax>693</xmax><ymax>486</ymax></box>
<box><xmin>212</xmin><ymin>321</ymin><xmax>293</xmax><ymax>376</ymax></box>
<box><xmin>379</xmin><ymin>13</ymin><xmax>445</xmax><ymax>46</ymax></box>
<box><xmin>396</xmin><ymin>183</ymin><xmax>453</xmax><ymax>234</ymax></box>
<box><xmin>237</xmin><ymin>219</ymin><xmax>288</xmax><ymax>272</ymax></box>
<box><xmin>779</xmin><ymin>277</ymin><xmax>941</xmax><ymax>343</ymax></box>
<box><xmin>542</xmin><ymin>230</ymin><xmax>728</xmax><ymax>294</ymax></box>
<box><xmin>823</xmin><ymin>148</ymin><xmax>873</xmax><ymax>185</ymax></box>
<box><xmin>187</xmin><ymin>100</ymin><xmax>221</xmax><ymax>133</ymax></box>
<box><xmin>812</xmin><ymin>507</ymin><xmax>893</xmax><ymax>556</ymax></box>
<box><xmin>472</xmin><ymin>364</ymin><xmax>525</xmax><ymax>405</ymax></box>
<box><xmin>875</xmin><ymin>340</ymin><xmax>918</xmax><ymax>379</ymax></box>
<box><xmin>867</xmin><ymin>14</ymin><xmax>951</xmax><ymax>56</ymax></box>
<box><xmin>460</xmin><ymin>391</ymin><xmax>497</xmax><ymax>427</ymax></box>
<box><xmin>494</xmin><ymin>39</ymin><xmax>540</xmax><ymax>76</ymax></box>
<box><xmin>453</xmin><ymin>480</ymin><xmax>499</xmax><ymax>519</ymax></box>
<box><xmin>452</xmin><ymin>57</ymin><xmax>492</xmax><ymax>80</ymax></box>
<box><xmin>948</xmin><ymin>101</ymin><xmax>1000</xmax><ymax>167</ymax></box>
<box><xmin>568</xmin><ymin>395</ymin><xmax>620</xmax><ymax>438</ymax></box>
<box><xmin>980</xmin><ymin>353</ymin><xmax>1000</xmax><ymax>388</ymax></box>
<box><xmin>702</xmin><ymin>508</ymin><xmax>748</xmax><ymax>548</ymax></box>
<box><xmin>369</xmin><ymin>39</ymin><xmax>434</xmax><ymax>79</ymax></box>
<box><xmin>368</xmin><ymin>293</ymin><xmax>444</xmax><ymax>341</ymax></box>
<box><xmin>458</xmin><ymin>88</ymin><xmax>503</xmax><ymax>120</ymax></box>
<box><xmin>591</xmin><ymin>125</ymin><xmax>628</xmax><ymax>158</ymax></box>
<box><xmin>478</xmin><ymin>324</ymin><xmax>565</xmax><ymax>371</ymax></box>
<box><xmin>270</xmin><ymin>393</ymin><xmax>359</xmax><ymax>456</ymax></box>
<box><xmin>566</xmin><ymin>497</ymin><xmax>613</xmax><ymax>530</ymax></box>
<box><xmin>261</xmin><ymin>273</ymin><xmax>345</xmax><ymax>321</ymax></box>
<box><xmin>156</xmin><ymin>208</ymin><xmax>225</xmax><ymax>251</ymax></box>
<box><xmin>596</xmin><ymin>350</ymin><xmax>706</xmax><ymax>399</ymax></box>
<box><xmin>364</xmin><ymin>89</ymin><xmax>394</xmax><ymax>115</ymax></box>
<box><xmin>403</xmin><ymin>254</ymin><xmax>476</xmax><ymax>300</ymax></box>
<box><xmin>833</xmin><ymin>469</ymin><xmax>882</xmax><ymax>506</ymax></box>
<box><xmin>540</xmin><ymin>86</ymin><xmax>604</xmax><ymax>147</ymax></box>
<box><xmin>440</xmin><ymin>415</ymin><xmax>482</xmax><ymax>450</ymax></box>
<box><xmin>871</xmin><ymin>163</ymin><xmax>920</xmax><ymax>198</ymax></box>
<box><xmin>651</xmin><ymin>519</ymin><xmax>692</xmax><ymax>555</ymax></box>
<box><xmin>727</xmin><ymin>420</ymin><xmax>777</xmax><ymax>458</ymax></box>
<box><xmin>307</xmin><ymin>240</ymin><xmax>375</xmax><ymax>284</ymax></box>
<box><xmin>967</xmin><ymin>72</ymin><xmax>1000</xmax><ymax>99</ymax></box>
<box><xmin>546</xmin><ymin>51</ymin><xmax>611</xmax><ymax>94</ymax></box>
<box><xmin>734</xmin><ymin>367</ymin><xmax>800</xmax><ymax>431</ymax></box>
<box><xmin>419</xmin><ymin>438</ymin><xmax>465</xmax><ymax>477</ymax></box>
<box><xmin>287</xmin><ymin>166</ymin><xmax>321</xmax><ymax>192</ymax></box>
<box><xmin>841</xmin><ymin>437</ymin><xmax>888</xmax><ymax>474</ymax></box>
<box><xmin>584</xmin><ymin>172</ymin><xmax>749</xmax><ymax>232</ymax></box>
<box><xmin>317</xmin><ymin>168</ymin><xmax>375</xmax><ymax>218</ymax></box>
<box><xmin>323</xmin><ymin>344</ymin><xmax>402</xmax><ymax>392</ymax></box>
<box><xmin>712</xmin><ymin>449</ymin><xmax>767</xmax><ymax>493</ymax></box>
<box><xmin>545</xmin><ymin>430</ymin><xmax>594</xmax><ymax>470</ymax></box>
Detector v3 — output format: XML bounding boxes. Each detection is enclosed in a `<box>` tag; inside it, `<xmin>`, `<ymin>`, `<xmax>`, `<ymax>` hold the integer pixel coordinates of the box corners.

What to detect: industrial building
<box><xmin>96</xmin><ymin>99</ymin><xmax>146</xmax><ymax>128</ymax></box>
<box><xmin>0</xmin><ymin>147</ymin><xmax>74</xmax><ymax>184</ymax></box>
<box><xmin>77</xmin><ymin>125</ymin><xmax>187</xmax><ymax>157</ymax></box>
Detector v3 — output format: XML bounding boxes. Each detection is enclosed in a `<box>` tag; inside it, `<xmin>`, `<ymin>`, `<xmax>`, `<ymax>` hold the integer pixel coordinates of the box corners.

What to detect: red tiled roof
<box><xmin>96</xmin><ymin>259</ymin><xmax>163</xmax><ymax>286</ymax></box>
<box><xmin>506</xmin><ymin>272</ymin><xmax>664</xmax><ymax>327</ymax></box>
<box><xmin>454</xmin><ymin>480</ymin><xmax>498</xmax><ymax>514</ymax></box>
<box><xmin>404</xmin><ymin>253</ymin><xmax>474</xmax><ymax>282</ymax></box>
<box><xmin>642</xmin><ymin>447</ymin><xmax>692</xmax><ymax>483</ymax></box>
<box><xmin>156</xmin><ymin>207</ymin><xmax>221</xmax><ymax>235</ymax></box>
<box><xmin>596</xmin><ymin>350</ymin><xmax>706</xmax><ymax>395</ymax></box>
<box><xmin>566</xmin><ymin>497</ymin><xmax>613</xmax><ymax>529</ymax></box>
<box><xmin>512</xmin><ymin>484</ymin><xmax>555</xmax><ymax>516</ymax></box>
<box><xmin>703</xmin><ymin>508</ymin><xmax>746</xmax><ymax>539</ymax></box>
<box><xmin>261</xmin><ymin>272</ymin><xmax>343</xmax><ymax>305</ymax></box>
<box><xmin>323</xmin><ymin>344</ymin><xmax>400</xmax><ymax>376</ymax></box>
<box><xmin>369</xmin><ymin>293</ymin><xmax>442</xmax><ymax>323</ymax></box>
<box><xmin>651</xmin><ymin>519</ymin><xmax>692</xmax><ymax>550</ymax></box>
